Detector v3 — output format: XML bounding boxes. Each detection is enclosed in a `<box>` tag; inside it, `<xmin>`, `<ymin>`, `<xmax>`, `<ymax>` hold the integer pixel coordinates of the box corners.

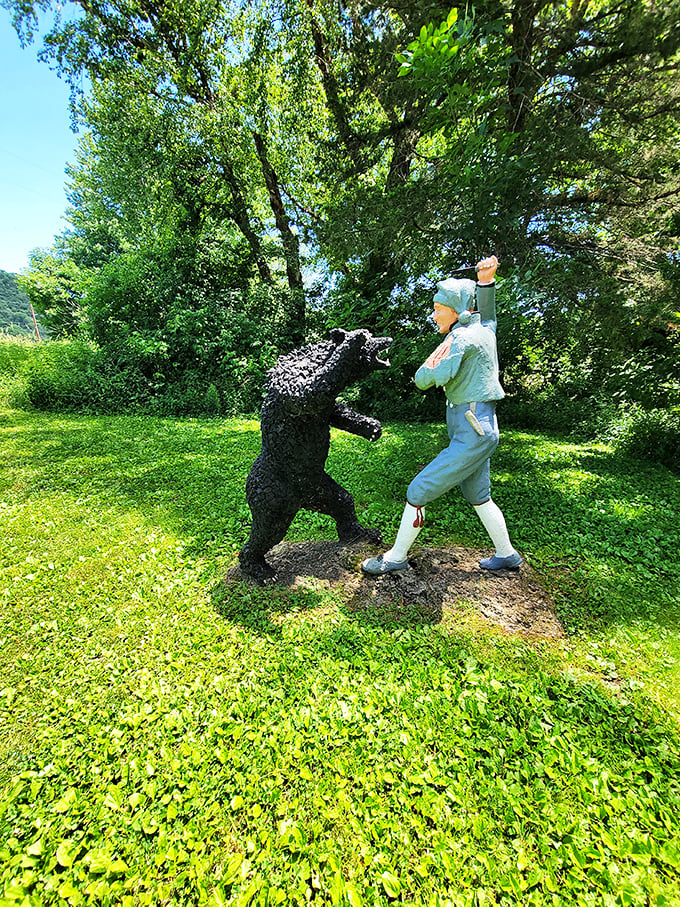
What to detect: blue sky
<box><xmin>0</xmin><ymin>13</ymin><xmax>80</xmax><ymax>274</ymax></box>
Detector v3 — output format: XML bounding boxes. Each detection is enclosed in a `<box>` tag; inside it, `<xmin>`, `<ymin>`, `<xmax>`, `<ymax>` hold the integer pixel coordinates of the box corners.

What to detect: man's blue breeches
<box><xmin>407</xmin><ymin>401</ymin><xmax>499</xmax><ymax>507</ymax></box>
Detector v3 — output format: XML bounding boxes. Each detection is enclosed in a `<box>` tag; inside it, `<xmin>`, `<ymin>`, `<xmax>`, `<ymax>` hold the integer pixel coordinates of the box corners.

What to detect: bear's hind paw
<box><xmin>238</xmin><ymin>557</ymin><xmax>277</xmax><ymax>585</ymax></box>
<box><xmin>338</xmin><ymin>524</ymin><xmax>383</xmax><ymax>546</ymax></box>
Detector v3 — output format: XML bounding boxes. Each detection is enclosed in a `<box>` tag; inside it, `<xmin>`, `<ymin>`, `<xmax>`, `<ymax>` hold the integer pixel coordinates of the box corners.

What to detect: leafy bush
<box><xmin>20</xmin><ymin>340</ymin><xmax>104</xmax><ymax>411</ymax></box>
<box><xmin>150</xmin><ymin>363</ymin><xmax>271</xmax><ymax>417</ymax></box>
<box><xmin>0</xmin><ymin>337</ymin><xmax>36</xmax><ymax>409</ymax></box>
<box><xmin>604</xmin><ymin>346</ymin><xmax>680</xmax><ymax>410</ymax></box>
<box><xmin>0</xmin><ymin>336</ymin><xmax>36</xmax><ymax>376</ymax></box>
<box><xmin>15</xmin><ymin>337</ymin><xmax>274</xmax><ymax>416</ymax></box>
<box><xmin>75</xmin><ymin>240</ymin><xmax>286</xmax><ymax>415</ymax></box>
<box><xmin>606</xmin><ymin>405</ymin><xmax>680</xmax><ymax>473</ymax></box>
<box><xmin>16</xmin><ymin>340</ymin><xmax>152</xmax><ymax>413</ymax></box>
<box><xmin>501</xmin><ymin>389</ymin><xmax>616</xmax><ymax>438</ymax></box>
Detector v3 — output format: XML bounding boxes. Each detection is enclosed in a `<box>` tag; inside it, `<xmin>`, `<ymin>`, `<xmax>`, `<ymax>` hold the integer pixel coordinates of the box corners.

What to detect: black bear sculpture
<box><xmin>239</xmin><ymin>328</ymin><xmax>392</xmax><ymax>582</ymax></box>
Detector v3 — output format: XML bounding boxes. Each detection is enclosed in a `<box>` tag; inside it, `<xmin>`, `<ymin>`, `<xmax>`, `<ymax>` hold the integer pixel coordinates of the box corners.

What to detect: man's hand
<box><xmin>476</xmin><ymin>255</ymin><xmax>498</xmax><ymax>284</ymax></box>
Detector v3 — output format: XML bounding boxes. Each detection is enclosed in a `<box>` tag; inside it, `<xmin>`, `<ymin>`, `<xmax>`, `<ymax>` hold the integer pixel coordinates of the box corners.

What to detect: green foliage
<box><xmin>0</xmin><ymin>337</ymin><xmax>36</xmax><ymax>377</ymax></box>
<box><xmin>606</xmin><ymin>405</ymin><xmax>680</xmax><ymax>473</ymax></box>
<box><xmin>18</xmin><ymin>249</ymin><xmax>85</xmax><ymax>338</ymax></box>
<box><xmin>396</xmin><ymin>8</ymin><xmax>483</xmax><ymax>94</ymax></box>
<box><xmin>22</xmin><ymin>0</ymin><xmax>306</xmax><ymax>337</ymax></box>
<box><xmin>14</xmin><ymin>334</ymin><xmax>276</xmax><ymax>417</ymax></box>
<box><xmin>20</xmin><ymin>340</ymin><xmax>112</xmax><ymax>411</ymax></box>
<box><xmin>1</xmin><ymin>409</ymin><xmax>679</xmax><ymax>905</ymax></box>
<box><xmin>20</xmin><ymin>76</ymin><xmax>301</xmax><ymax>407</ymax></box>
<box><xmin>0</xmin><ymin>337</ymin><xmax>36</xmax><ymax>410</ymax></box>
<box><xmin>81</xmin><ymin>236</ymin><xmax>285</xmax><ymax>413</ymax></box>
<box><xmin>339</xmin><ymin>335</ymin><xmax>440</xmax><ymax>422</ymax></box>
<box><xmin>381</xmin><ymin>0</ymin><xmax>680</xmax><ymax>366</ymax></box>
<box><xmin>605</xmin><ymin>343</ymin><xmax>680</xmax><ymax>411</ymax></box>
<box><xmin>501</xmin><ymin>391</ymin><xmax>608</xmax><ymax>438</ymax></box>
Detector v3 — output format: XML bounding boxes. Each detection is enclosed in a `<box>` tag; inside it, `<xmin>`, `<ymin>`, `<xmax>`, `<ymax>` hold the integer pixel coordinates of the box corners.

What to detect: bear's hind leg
<box><xmin>311</xmin><ymin>473</ymin><xmax>382</xmax><ymax>544</ymax></box>
<box><xmin>239</xmin><ymin>503</ymin><xmax>298</xmax><ymax>583</ymax></box>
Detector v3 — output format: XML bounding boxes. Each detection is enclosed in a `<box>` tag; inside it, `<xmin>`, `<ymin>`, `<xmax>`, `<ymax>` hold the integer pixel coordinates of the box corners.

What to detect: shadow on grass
<box><xmin>211</xmin><ymin>577</ymin><xmax>329</xmax><ymax>638</ymax></box>
<box><xmin>210</xmin><ymin>579</ymin><xmax>445</xmax><ymax>638</ymax></box>
<box><xmin>208</xmin><ymin>540</ymin><xmax>447</xmax><ymax>637</ymax></box>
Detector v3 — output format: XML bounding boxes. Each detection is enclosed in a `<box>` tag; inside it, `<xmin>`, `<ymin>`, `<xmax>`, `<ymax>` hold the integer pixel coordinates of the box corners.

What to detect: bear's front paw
<box><xmin>366</xmin><ymin>419</ymin><xmax>382</xmax><ymax>441</ymax></box>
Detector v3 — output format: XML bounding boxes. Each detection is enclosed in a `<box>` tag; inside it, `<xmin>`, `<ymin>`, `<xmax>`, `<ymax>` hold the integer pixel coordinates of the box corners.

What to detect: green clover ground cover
<box><xmin>1</xmin><ymin>408</ymin><xmax>679</xmax><ymax>906</ymax></box>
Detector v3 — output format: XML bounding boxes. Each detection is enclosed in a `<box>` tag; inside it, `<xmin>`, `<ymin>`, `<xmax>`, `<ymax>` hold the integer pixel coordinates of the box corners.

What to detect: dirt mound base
<box><xmin>227</xmin><ymin>541</ymin><xmax>563</xmax><ymax>639</ymax></box>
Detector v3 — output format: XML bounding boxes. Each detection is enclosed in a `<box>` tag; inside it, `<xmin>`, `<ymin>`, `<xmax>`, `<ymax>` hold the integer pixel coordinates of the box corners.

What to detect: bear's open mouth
<box><xmin>372</xmin><ymin>337</ymin><xmax>392</xmax><ymax>368</ymax></box>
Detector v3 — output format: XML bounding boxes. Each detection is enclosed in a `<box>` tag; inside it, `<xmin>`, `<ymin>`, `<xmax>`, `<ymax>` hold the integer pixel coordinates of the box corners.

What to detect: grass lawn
<box><xmin>1</xmin><ymin>406</ymin><xmax>679</xmax><ymax>906</ymax></box>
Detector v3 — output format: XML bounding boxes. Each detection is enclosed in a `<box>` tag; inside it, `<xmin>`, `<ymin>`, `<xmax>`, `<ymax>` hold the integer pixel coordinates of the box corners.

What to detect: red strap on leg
<box><xmin>413</xmin><ymin>506</ymin><xmax>425</xmax><ymax>528</ymax></box>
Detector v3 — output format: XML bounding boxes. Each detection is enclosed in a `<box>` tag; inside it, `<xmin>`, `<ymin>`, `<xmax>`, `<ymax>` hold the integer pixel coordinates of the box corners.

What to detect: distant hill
<box><xmin>0</xmin><ymin>270</ymin><xmax>39</xmax><ymax>336</ymax></box>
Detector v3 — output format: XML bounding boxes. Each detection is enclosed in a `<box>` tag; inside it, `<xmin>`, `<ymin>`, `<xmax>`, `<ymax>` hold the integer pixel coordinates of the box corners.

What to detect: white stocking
<box><xmin>383</xmin><ymin>502</ymin><xmax>425</xmax><ymax>563</ymax></box>
<box><xmin>473</xmin><ymin>499</ymin><xmax>515</xmax><ymax>557</ymax></box>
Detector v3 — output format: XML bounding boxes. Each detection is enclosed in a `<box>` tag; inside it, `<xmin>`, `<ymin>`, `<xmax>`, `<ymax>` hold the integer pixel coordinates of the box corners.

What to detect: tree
<box><xmin>388</xmin><ymin>0</ymin><xmax>680</xmax><ymax>409</ymax></box>
<box><xmin>4</xmin><ymin>0</ymin><xmax>679</xmax><ymax>420</ymax></box>
<box><xmin>18</xmin><ymin>246</ymin><xmax>85</xmax><ymax>338</ymax></box>
<box><xmin>3</xmin><ymin>0</ymin><xmax>308</xmax><ymax>343</ymax></box>
<box><xmin>272</xmin><ymin>0</ymin><xmax>466</xmax><ymax>318</ymax></box>
<box><xmin>396</xmin><ymin>0</ymin><xmax>680</xmax><ymax>284</ymax></box>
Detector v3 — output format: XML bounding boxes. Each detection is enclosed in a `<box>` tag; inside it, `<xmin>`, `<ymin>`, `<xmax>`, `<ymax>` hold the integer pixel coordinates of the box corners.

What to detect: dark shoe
<box><xmin>479</xmin><ymin>552</ymin><xmax>522</xmax><ymax>571</ymax></box>
<box><xmin>361</xmin><ymin>554</ymin><xmax>409</xmax><ymax>575</ymax></box>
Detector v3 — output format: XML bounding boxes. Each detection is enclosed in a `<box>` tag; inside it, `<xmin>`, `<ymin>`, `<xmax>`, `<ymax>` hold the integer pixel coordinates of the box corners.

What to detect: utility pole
<box><xmin>30</xmin><ymin>303</ymin><xmax>41</xmax><ymax>342</ymax></box>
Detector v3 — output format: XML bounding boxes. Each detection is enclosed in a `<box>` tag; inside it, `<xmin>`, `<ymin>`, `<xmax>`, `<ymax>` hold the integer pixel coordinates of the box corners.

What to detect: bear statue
<box><xmin>239</xmin><ymin>328</ymin><xmax>392</xmax><ymax>582</ymax></box>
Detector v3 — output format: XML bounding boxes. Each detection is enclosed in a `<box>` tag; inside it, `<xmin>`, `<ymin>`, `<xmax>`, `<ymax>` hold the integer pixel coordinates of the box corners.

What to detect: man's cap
<box><xmin>433</xmin><ymin>277</ymin><xmax>476</xmax><ymax>314</ymax></box>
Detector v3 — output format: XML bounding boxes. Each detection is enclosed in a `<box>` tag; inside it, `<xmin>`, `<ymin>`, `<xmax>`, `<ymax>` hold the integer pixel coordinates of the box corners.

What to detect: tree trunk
<box><xmin>218</xmin><ymin>155</ymin><xmax>273</xmax><ymax>284</ymax></box>
<box><xmin>305</xmin><ymin>5</ymin><xmax>364</xmax><ymax>172</ymax></box>
<box><xmin>385</xmin><ymin>123</ymin><xmax>421</xmax><ymax>191</ymax></box>
<box><xmin>508</xmin><ymin>0</ymin><xmax>542</xmax><ymax>132</ymax></box>
<box><xmin>252</xmin><ymin>131</ymin><xmax>306</xmax><ymax>346</ymax></box>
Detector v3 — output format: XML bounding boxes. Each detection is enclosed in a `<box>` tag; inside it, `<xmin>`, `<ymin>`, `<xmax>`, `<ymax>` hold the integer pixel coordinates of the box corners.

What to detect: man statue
<box><xmin>362</xmin><ymin>255</ymin><xmax>522</xmax><ymax>575</ymax></box>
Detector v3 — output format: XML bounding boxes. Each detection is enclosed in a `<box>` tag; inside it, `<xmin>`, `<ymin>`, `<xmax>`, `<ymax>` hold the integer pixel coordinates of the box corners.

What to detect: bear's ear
<box><xmin>330</xmin><ymin>328</ymin><xmax>347</xmax><ymax>344</ymax></box>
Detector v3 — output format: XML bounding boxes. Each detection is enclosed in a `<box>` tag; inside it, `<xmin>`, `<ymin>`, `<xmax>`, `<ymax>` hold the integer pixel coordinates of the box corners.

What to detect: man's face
<box><xmin>433</xmin><ymin>300</ymin><xmax>458</xmax><ymax>333</ymax></box>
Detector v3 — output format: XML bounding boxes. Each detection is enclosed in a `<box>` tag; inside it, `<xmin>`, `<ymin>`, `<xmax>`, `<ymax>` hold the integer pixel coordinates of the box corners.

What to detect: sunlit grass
<box><xmin>1</xmin><ymin>407</ymin><xmax>679</xmax><ymax>905</ymax></box>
